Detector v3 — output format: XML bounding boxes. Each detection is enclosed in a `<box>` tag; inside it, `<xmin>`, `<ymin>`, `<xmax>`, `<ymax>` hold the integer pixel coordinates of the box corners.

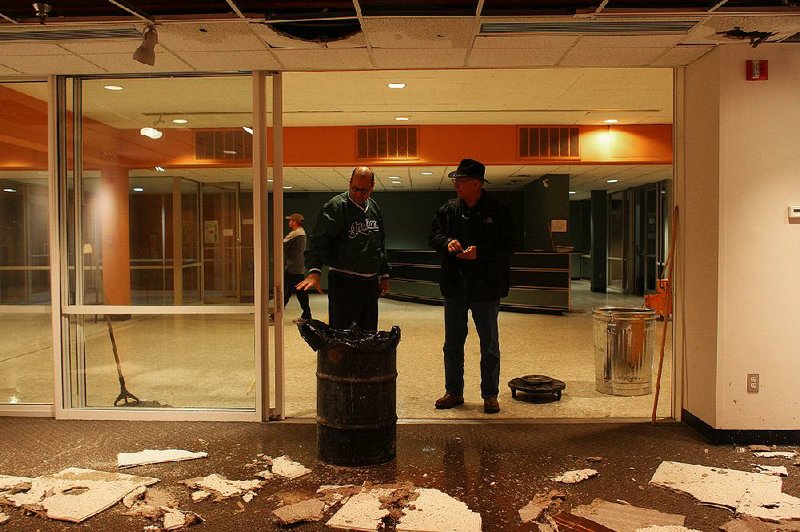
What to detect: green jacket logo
<box><xmin>348</xmin><ymin>219</ymin><xmax>379</xmax><ymax>238</ymax></box>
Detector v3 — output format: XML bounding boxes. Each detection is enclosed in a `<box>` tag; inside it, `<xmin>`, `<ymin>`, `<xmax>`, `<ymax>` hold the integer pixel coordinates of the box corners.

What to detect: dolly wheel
<box><xmin>554</xmin><ymin>390</ymin><xmax>562</xmax><ymax>400</ymax></box>
<box><xmin>511</xmin><ymin>389</ymin><xmax>517</xmax><ymax>398</ymax></box>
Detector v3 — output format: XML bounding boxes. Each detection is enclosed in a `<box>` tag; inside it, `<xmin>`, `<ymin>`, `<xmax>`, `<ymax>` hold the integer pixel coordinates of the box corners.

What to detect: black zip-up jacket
<box><xmin>305</xmin><ymin>192</ymin><xmax>390</xmax><ymax>278</ymax></box>
<box><xmin>429</xmin><ymin>191</ymin><xmax>515</xmax><ymax>301</ymax></box>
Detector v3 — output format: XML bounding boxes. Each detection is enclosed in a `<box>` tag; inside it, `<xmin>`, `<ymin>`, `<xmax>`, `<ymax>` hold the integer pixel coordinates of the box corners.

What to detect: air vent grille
<box><xmin>481</xmin><ymin>20</ymin><xmax>698</xmax><ymax>35</ymax></box>
<box><xmin>357</xmin><ymin>127</ymin><xmax>418</xmax><ymax>160</ymax></box>
<box><xmin>195</xmin><ymin>130</ymin><xmax>252</xmax><ymax>160</ymax></box>
<box><xmin>0</xmin><ymin>28</ymin><xmax>142</xmax><ymax>42</ymax></box>
<box><xmin>519</xmin><ymin>127</ymin><xmax>580</xmax><ymax>159</ymax></box>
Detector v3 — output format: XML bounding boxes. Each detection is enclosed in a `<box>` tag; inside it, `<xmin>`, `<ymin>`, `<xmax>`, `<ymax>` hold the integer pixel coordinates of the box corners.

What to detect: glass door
<box><xmin>202</xmin><ymin>183</ymin><xmax>241</xmax><ymax>304</ymax></box>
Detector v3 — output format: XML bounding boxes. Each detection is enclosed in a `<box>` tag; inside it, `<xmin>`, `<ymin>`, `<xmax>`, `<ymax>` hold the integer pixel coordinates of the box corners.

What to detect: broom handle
<box><xmin>652</xmin><ymin>317</ymin><xmax>669</xmax><ymax>423</ymax></box>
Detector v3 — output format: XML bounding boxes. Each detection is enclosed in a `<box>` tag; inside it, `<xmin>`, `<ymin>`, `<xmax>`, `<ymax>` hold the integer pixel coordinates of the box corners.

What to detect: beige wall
<box><xmin>683</xmin><ymin>45</ymin><xmax>800</xmax><ymax>429</ymax></box>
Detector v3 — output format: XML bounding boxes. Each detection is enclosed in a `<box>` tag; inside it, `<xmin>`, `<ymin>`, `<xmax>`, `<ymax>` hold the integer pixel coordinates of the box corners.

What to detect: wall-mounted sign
<box><xmin>550</xmin><ymin>219</ymin><xmax>568</xmax><ymax>233</ymax></box>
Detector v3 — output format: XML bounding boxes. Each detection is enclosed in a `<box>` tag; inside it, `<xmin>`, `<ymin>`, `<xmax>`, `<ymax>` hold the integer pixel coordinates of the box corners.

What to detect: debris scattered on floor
<box><xmin>649</xmin><ymin>461</ymin><xmax>800</xmax><ymax>521</ymax></box>
<box><xmin>720</xmin><ymin>515</ymin><xmax>800</xmax><ymax>531</ymax></box>
<box><xmin>121</xmin><ymin>485</ymin><xmax>147</xmax><ymax>508</ymax></box>
<box><xmin>123</xmin><ymin>487</ymin><xmax>178</xmax><ymax>519</ymax></box>
<box><xmin>551</xmin><ymin>468</ymin><xmax>598</xmax><ymax>484</ymax></box>
<box><xmin>117</xmin><ymin>449</ymin><xmax>208</xmax><ymax>469</ymax></box>
<box><xmin>518</xmin><ymin>489</ymin><xmax>566</xmax><ymax>523</ymax></box>
<box><xmin>752</xmin><ymin>451</ymin><xmax>795</xmax><ymax>459</ymax></box>
<box><xmin>0</xmin><ymin>475</ymin><xmax>31</xmax><ymax>494</ymax></box>
<box><xmin>752</xmin><ymin>464</ymin><xmax>788</xmax><ymax>476</ymax></box>
<box><xmin>395</xmin><ymin>487</ymin><xmax>481</xmax><ymax>532</ymax></box>
<box><xmin>272</xmin><ymin>498</ymin><xmax>326</xmax><ymax>525</ymax></box>
<box><xmin>242</xmin><ymin>491</ymin><xmax>256</xmax><ymax>503</ymax></box>
<box><xmin>326</xmin><ymin>487</ymin><xmax>394</xmax><ymax>530</ymax></box>
<box><xmin>191</xmin><ymin>490</ymin><xmax>211</xmax><ymax>502</ymax></box>
<box><xmin>0</xmin><ymin>511</ymin><xmax>9</xmax><ymax>525</ymax></box>
<box><xmin>747</xmin><ymin>445</ymin><xmax>774</xmax><ymax>452</ymax></box>
<box><xmin>162</xmin><ymin>507</ymin><xmax>202</xmax><ymax>530</ymax></box>
<box><xmin>634</xmin><ymin>526</ymin><xmax>701</xmax><ymax>532</ymax></box>
<box><xmin>181</xmin><ymin>474</ymin><xmax>261</xmax><ymax>501</ymax></box>
<box><xmin>586</xmin><ymin>456</ymin><xmax>604</xmax><ymax>463</ymax></box>
<box><xmin>0</xmin><ymin>467</ymin><xmax>159</xmax><ymax>523</ymax></box>
<box><xmin>570</xmin><ymin>498</ymin><xmax>686</xmax><ymax>531</ymax></box>
<box><xmin>270</xmin><ymin>455</ymin><xmax>311</xmax><ymax>479</ymax></box>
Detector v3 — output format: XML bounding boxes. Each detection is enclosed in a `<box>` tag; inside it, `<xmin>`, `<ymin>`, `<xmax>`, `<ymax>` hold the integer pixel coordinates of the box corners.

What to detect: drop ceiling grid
<box><xmin>269</xmin><ymin>48</ymin><xmax>373</xmax><ymax>70</ymax></box>
<box><xmin>361</xmin><ymin>18</ymin><xmax>477</xmax><ymax>49</ymax></box>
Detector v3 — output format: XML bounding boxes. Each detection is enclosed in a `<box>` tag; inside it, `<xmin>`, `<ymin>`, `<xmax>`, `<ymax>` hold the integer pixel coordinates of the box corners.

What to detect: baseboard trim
<box><xmin>682</xmin><ymin>409</ymin><xmax>800</xmax><ymax>445</ymax></box>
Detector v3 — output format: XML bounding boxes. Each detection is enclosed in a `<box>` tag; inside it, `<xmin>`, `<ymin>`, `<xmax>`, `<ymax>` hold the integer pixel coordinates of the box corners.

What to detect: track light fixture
<box><xmin>32</xmin><ymin>3</ymin><xmax>51</xmax><ymax>25</ymax></box>
<box><xmin>133</xmin><ymin>26</ymin><xmax>158</xmax><ymax>66</ymax></box>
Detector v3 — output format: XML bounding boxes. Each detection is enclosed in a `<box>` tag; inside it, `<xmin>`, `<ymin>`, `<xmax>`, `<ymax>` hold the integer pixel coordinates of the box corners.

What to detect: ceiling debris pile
<box><xmin>122</xmin><ymin>486</ymin><xmax>202</xmax><ymax>530</ymax></box>
<box><xmin>551</xmin><ymin>468</ymin><xmax>599</xmax><ymax>484</ymax></box>
<box><xmin>570</xmin><ymin>499</ymin><xmax>689</xmax><ymax>531</ymax></box>
<box><xmin>117</xmin><ymin>449</ymin><xmax>208</xmax><ymax>469</ymax></box>
<box><xmin>650</xmin><ymin>460</ymin><xmax>800</xmax><ymax>523</ymax></box>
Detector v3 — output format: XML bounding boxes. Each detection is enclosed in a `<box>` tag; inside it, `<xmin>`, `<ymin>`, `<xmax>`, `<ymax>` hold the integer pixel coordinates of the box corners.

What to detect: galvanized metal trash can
<box><xmin>592</xmin><ymin>307</ymin><xmax>657</xmax><ymax>396</ymax></box>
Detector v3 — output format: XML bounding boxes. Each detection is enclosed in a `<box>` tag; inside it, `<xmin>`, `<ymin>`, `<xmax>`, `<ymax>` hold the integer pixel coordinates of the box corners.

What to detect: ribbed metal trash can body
<box><xmin>592</xmin><ymin>307</ymin><xmax>657</xmax><ymax>396</ymax></box>
<box><xmin>316</xmin><ymin>343</ymin><xmax>397</xmax><ymax>466</ymax></box>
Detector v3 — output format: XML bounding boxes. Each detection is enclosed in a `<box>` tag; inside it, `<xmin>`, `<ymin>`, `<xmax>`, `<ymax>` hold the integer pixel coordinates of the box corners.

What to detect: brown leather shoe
<box><xmin>484</xmin><ymin>397</ymin><xmax>500</xmax><ymax>414</ymax></box>
<box><xmin>435</xmin><ymin>393</ymin><xmax>464</xmax><ymax>410</ymax></box>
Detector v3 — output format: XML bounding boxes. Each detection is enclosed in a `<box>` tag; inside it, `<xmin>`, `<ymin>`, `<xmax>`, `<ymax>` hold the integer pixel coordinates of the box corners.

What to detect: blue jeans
<box><xmin>443</xmin><ymin>296</ymin><xmax>501</xmax><ymax>399</ymax></box>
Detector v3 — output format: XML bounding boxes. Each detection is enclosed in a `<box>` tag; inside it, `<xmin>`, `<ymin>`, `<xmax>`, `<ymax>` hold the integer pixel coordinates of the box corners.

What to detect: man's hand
<box><xmin>456</xmin><ymin>245</ymin><xmax>477</xmax><ymax>260</ymax></box>
<box><xmin>296</xmin><ymin>273</ymin><xmax>323</xmax><ymax>294</ymax></box>
<box><xmin>447</xmin><ymin>239</ymin><xmax>464</xmax><ymax>254</ymax></box>
<box><xmin>379</xmin><ymin>277</ymin><xmax>390</xmax><ymax>297</ymax></box>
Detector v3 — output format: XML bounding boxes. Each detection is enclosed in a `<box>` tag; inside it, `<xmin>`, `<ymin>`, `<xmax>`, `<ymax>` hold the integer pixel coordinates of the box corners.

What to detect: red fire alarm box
<box><xmin>746</xmin><ymin>60</ymin><xmax>768</xmax><ymax>81</ymax></box>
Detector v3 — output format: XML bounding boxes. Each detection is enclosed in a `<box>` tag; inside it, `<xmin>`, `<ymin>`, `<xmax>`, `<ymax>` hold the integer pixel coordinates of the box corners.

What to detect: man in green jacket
<box><xmin>296</xmin><ymin>167</ymin><xmax>390</xmax><ymax>330</ymax></box>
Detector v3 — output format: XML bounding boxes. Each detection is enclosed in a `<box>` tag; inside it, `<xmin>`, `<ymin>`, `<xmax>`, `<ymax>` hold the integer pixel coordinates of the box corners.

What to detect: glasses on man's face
<box><xmin>350</xmin><ymin>183</ymin><xmax>372</xmax><ymax>194</ymax></box>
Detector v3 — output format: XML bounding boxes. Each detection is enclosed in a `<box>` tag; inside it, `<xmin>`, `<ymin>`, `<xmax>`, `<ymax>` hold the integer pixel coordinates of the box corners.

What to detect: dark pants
<box><xmin>442</xmin><ymin>295</ymin><xmax>501</xmax><ymax>399</ymax></box>
<box><xmin>327</xmin><ymin>271</ymin><xmax>379</xmax><ymax>331</ymax></box>
<box><xmin>284</xmin><ymin>271</ymin><xmax>312</xmax><ymax>319</ymax></box>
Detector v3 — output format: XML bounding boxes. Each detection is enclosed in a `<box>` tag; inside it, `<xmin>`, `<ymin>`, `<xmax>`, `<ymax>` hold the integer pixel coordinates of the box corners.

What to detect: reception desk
<box><xmin>387</xmin><ymin>250</ymin><xmax>571</xmax><ymax>313</ymax></box>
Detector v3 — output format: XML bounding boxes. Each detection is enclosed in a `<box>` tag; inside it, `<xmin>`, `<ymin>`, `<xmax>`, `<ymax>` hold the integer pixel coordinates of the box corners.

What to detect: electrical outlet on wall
<box><xmin>747</xmin><ymin>373</ymin><xmax>759</xmax><ymax>393</ymax></box>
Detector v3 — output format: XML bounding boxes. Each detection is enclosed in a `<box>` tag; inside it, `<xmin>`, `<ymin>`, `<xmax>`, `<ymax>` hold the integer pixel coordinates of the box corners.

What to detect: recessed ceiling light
<box><xmin>243</xmin><ymin>126</ymin><xmax>253</xmax><ymax>135</ymax></box>
<box><xmin>3</xmin><ymin>188</ymin><xmax>17</xmax><ymax>193</ymax></box>
<box><xmin>421</xmin><ymin>171</ymin><xmax>433</xmax><ymax>175</ymax></box>
<box><xmin>140</xmin><ymin>127</ymin><xmax>163</xmax><ymax>139</ymax></box>
<box><xmin>133</xmin><ymin>187</ymin><xmax>144</xmax><ymax>192</ymax></box>
<box><xmin>607</xmin><ymin>179</ymin><xmax>619</xmax><ymax>183</ymax></box>
<box><xmin>267</xmin><ymin>179</ymin><xmax>273</xmax><ymax>182</ymax></box>
<box><xmin>387</xmin><ymin>83</ymin><xmax>406</xmax><ymax>89</ymax></box>
<box><xmin>388</xmin><ymin>176</ymin><xmax>401</xmax><ymax>180</ymax></box>
<box><xmin>603</xmin><ymin>119</ymin><xmax>619</xmax><ymax>124</ymax></box>
<box><xmin>155</xmin><ymin>166</ymin><xmax>165</xmax><ymax>172</ymax></box>
<box><xmin>223</xmin><ymin>150</ymin><xmax>237</xmax><ymax>155</ymax></box>
<box><xmin>569</xmin><ymin>191</ymin><xmax>576</xmax><ymax>195</ymax></box>
<box><xmin>104</xmin><ymin>85</ymin><xmax>124</xmax><ymax>91</ymax></box>
<box><xmin>172</xmin><ymin>118</ymin><xmax>188</xmax><ymax>124</ymax></box>
<box><xmin>395</xmin><ymin>116</ymin><xmax>410</xmax><ymax>121</ymax></box>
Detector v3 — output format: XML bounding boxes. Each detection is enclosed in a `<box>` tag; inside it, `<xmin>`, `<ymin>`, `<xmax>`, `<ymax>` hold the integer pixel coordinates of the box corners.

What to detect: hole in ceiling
<box><xmin>269</xmin><ymin>20</ymin><xmax>361</xmax><ymax>43</ymax></box>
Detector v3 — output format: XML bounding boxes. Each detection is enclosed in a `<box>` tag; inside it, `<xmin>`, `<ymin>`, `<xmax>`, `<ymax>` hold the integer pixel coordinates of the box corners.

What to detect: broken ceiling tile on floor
<box><xmin>121</xmin><ymin>485</ymin><xmax>147</xmax><ymax>508</ymax></box>
<box><xmin>181</xmin><ymin>474</ymin><xmax>261</xmax><ymax>499</ymax></box>
<box><xmin>570</xmin><ymin>499</ymin><xmax>685</xmax><ymax>532</ymax></box>
<box><xmin>0</xmin><ymin>511</ymin><xmax>9</xmax><ymax>524</ymax></box>
<box><xmin>720</xmin><ymin>515</ymin><xmax>800</xmax><ymax>531</ymax></box>
<box><xmin>2</xmin><ymin>467</ymin><xmax>159</xmax><ymax>523</ymax></box>
<box><xmin>551</xmin><ymin>468</ymin><xmax>598</xmax><ymax>484</ymax></box>
<box><xmin>117</xmin><ymin>449</ymin><xmax>208</xmax><ymax>469</ymax></box>
<box><xmin>649</xmin><ymin>461</ymin><xmax>783</xmax><ymax>510</ymax></box>
<box><xmin>0</xmin><ymin>475</ymin><xmax>31</xmax><ymax>493</ymax></box>
<box><xmin>395</xmin><ymin>488</ymin><xmax>481</xmax><ymax>532</ymax></box>
<box><xmin>272</xmin><ymin>498</ymin><xmax>326</xmax><ymax>525</ymax></box>
<box><xmin>326</xmin><ymin>488</ymin><xmax>394</xmax><ymax>531</ymax></box>
<box><xmin>751</xmin><ymin>464</ymin><xmax>788</xmax><ymax>476</ymax></box>
<box><xmin>753</xmin><ymin>451</ymin><xmax>796</xmax><ymax>459</ymax></box>
<box><xmin>270</xmin><ymin>455</ymin><xmax>311</xmax><ymax>479</ymax></box>
<box><xmin>737</xmin><ymin>490</ymin><xmax>800</xmax><ymax>522</ymax></box>
<box><xmin>518</xmin><ymin>489</ymin><xmax>566</xmax><ymax>523</ymax></box>
<box><xmin>634</xmin><ymin>527</ymin><xmax>700</xmax><ymax>531</ymax></box>
<box><xmin>747</xmin><ymin>445</ymin><xmax>773</xmax><ymax>452</ymax></box>
<box><xmin>161</xmin><ymin>507</ymin><xmax>202</xmax><ymax>531</ymax></box>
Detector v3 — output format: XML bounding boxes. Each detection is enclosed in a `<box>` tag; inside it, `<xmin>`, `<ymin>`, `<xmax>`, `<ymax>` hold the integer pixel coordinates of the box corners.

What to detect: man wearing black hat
<box><xmin>429</xmin><ymin>158</ymin><xmax>516</xmax><ymax>414</ymax></box>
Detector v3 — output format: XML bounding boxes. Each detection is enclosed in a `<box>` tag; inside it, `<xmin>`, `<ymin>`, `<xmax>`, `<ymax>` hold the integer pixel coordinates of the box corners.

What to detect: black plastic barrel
<box><xmin>298</xmin><ymin>320</ymin><xmax>400</xmax><ymax>467</ymax></box>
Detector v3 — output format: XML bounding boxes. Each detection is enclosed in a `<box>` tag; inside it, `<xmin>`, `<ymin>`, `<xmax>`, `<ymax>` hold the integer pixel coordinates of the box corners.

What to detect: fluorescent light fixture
<box><xmin>395</xmin><ymin>116</ymin><xmax>410</xmax><ymax>121</ymax></box>
<box><xmin>223</xmin><ymin>150</ymin><xmax>237</xmax><ymax>155</ymax></box>
<box><xmin>387</xmin><ymin>83</ymin><xmax>406</xmax><ymax>89</ymax></box>
<box><xmin>172</xmin><ymin>118</ymin><xmax>188</xmax><ymax>124</ymax></box>
<box><xmin>607</xmin><ymin>179</ymin><xmax>619</xmax><ymax>183</ymax></box>
<box><xmin>243</xmin><ymin>126</ymin><xmax>253</xmax><ymax>135</ymax></box>
<box><xmin>267</xmin><ymin>179</ymin><xmax>273</xmax><ymax>182</ymax></box>
<box><xmin>603</xmin><ymin>119</ymin><xmax>619</xmax><ymax>124</ymax></box>
<box><xmin>104</xmin><ymin>85</ymin><xmax>124</xmax><ymax>91</ymax></box>
<box><xmin>569</xmin><ymin>191</ymin><xmax>576</xmax><ymax>195</ymax></box>
<box><xmin>388</xmin><ymin>176</ymin><xmax>401</xmax><ymax>180</ymax></box>
<box><xmin>421</xmin><ymin>171</ymin><xmax>433</xmax><ymax>175</ymax></box>
<box><xmin>3</xmin><ymin>188</ymin><xmax>17</xmax><ymax>193</ymax></box>
<box><xmin>140</xmin><ymin>127</ymin><xmax>163</xmax><ymax>139</ymax></box>
<box><xmin>154</xmin><ymin>166</ymin><xmax>165</xmax><ymax>172</ymax></box>
<box><xmin>133</xmin><ymin>187</ymin><xmax>144</xmax><ymax>192</ymax></box>
<box><xmin>283</xmin><ymin>186</ymin><xmax>292</xmax><ymax>189</ymax></box>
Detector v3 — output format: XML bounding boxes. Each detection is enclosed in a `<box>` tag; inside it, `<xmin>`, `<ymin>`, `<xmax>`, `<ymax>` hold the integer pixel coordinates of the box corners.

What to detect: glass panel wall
<box><xmin>63</xmin><ymin>75</ymin><xmax>258</xmax><ymax>411</ymax></box>
<box><xmin>0</xmin><ymin>81</ymin><xmax>54</xmax><ymax>405</ymax></box>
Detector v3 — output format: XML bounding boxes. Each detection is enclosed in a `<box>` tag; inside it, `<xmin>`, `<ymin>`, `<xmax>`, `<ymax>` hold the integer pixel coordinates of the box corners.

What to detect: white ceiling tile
<box><xmin>157</xmin><ymin>22</ymin><xmax>267</xmax><ymax>52</ymax></box>
<box><xmin>574</xmin><ymin>34</ymin><xmax>686</xmax><ymax>49</ymax></box>
<box><xmin>467</xmin><ymin>48</ymin><xmax>565</xmax><ymax>68</ymax></box>
<box><xmin>270</xmin><ymin>48</ymin><xmax>372</xmax><ymax>70</ymax></box>
<box><xmin>559</xmin><ymin>47</ymin><xmax>668</xmax><ymax>67</ymax></box>
<box><xmin>60</xmin><ymin>39</ymin><xmax>141</xmax><ymax>54</ymax></box>
<box><xmin>473</xmin><ymin>34</ymin><xmax>579</xmax><ymax>49</ymax></box>
<box><xmin>176</xmin><ymin>50</ymin><xmax>281</xmax><ymax>71</ymax></box>
<box><xmin>0</xmin><ymin>63</ymin><xmax>21</xmax><ymax>74</ymax></box>
<box><xmin>0</xmin><ymin>42</ymin><xmax>73</xmax><ymax>55</ymax></box>
<box><xmin>362</xmin><ymin>17</ymin><xmax>475</xmax><ymax>49</ymax></box>
<box><xmin>371</xmin><ymin>48</ymin><xmax>466</xmax><ymax>69</ymax></box>
<box><xmin>649</xmin><ymin>45</ymin><xmax>715</xmax><ymax>66</ymax></box>
<box><xmin>0</xmin><ymin>54</ymin><xmax>104</xmax><ymax>74</ymax></box>
<box><xmin>80</xmin><ymin>52</ymin><xmax>193</xmax><ymax>73</ymax></box>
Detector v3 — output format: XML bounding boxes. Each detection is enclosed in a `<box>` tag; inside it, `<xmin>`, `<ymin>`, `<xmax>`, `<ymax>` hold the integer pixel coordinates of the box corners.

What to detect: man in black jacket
<box><xmin>429</xmin><ymin>158</ymin><xmax>515</xmax><ymax>414</ymax></box>
<box><xmin>296</xmin><ymin>167</ymin><xmax>390</xmax><ymax>330</ymax></box>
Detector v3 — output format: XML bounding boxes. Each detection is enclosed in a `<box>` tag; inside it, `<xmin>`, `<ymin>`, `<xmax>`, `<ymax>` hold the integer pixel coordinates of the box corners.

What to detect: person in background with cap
<box><xmin>296</xmin><ymin>166</ymin><xmax>390</xmax><ymax>331</ymax></box>
<box><xmin>282</xmin><ymin>213</ymin><xmax>312</xmax><ymax>322</ymax></box>
<box><xmin>429</xmin><ymin>158</ymin><xmax>516</xmax><ymax>414</ymax></box>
